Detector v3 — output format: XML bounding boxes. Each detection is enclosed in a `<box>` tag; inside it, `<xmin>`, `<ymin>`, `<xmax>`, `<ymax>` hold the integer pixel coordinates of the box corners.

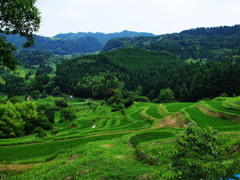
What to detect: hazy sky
<box><xmin>36</xmin><ymin>0</ymin><xmax>240</xmax><ymax>37</ymax></box>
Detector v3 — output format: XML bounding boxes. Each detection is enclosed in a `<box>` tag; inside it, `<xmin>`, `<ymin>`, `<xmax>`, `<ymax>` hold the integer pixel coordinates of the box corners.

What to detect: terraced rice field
<box><xmin>0</xmin><ymin>97</ymin><xmax>239</xmax><ymax>179</ymax></box>
<box><xmin>166</xmin><ymin>102</ymin><xmax>193</xmax><ymax>112</ymax></box>
<box><xmin>207</xmin><ymin>101</ymin><xmax>240</xmax><ymax>115</ymax></box>
<box><xmin>186</xmin><ymin>107</ymin><xmax>237</xmax><ymax>127</ymax></box>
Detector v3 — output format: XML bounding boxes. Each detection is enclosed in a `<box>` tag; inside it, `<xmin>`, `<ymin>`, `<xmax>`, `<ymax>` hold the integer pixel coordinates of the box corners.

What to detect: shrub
<box><xmin>172</xmin><ymin>123</ymin><xmax>240</xmax><ymax>179</ymax></box>
<box><xmin>55</xmin><ymin>100</ymin><xmax>68</xmax><ymax>108</ymax></box>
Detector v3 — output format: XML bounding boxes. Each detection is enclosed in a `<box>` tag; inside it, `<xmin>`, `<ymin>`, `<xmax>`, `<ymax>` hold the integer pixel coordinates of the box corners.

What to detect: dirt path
<box><xmin>0</xmin><ymin>163</ymin><xmax>41</xmax><ymax>171</ymax></box>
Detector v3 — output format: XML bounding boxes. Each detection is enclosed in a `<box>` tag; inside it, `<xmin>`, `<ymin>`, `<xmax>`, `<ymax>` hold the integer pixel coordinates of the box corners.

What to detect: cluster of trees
<box><xmin>0</xmin><ymin>101</ymin><xmax>54</xmax><ymax>138</ymax></box>
<box><xmin>0</xmin><ymin>97</ymin><xmax>77</xmax><ymax>139</ymax></box>
<box><xmin>172</xmin><ymin>123</ymin><xmax>240</xmax><ymax>179</ymax></box>
<box><xmin>14</xmin><ymin>50</ymin><xmax>60</xmax><ymax>68</ymax></box>
<box><xmin>54</xmin><ymin>99</ymin><xmax>77</xmax><ymax>122</ymax></box>
<box><xmin>0</xmin><ymin>65</ymin><xmax>55</xmax><ymax>98</ymax></box>
<box><xmin>105</xmin><ymin>88</ymin><xmax>149</xmax><ymax>112</ymax></box>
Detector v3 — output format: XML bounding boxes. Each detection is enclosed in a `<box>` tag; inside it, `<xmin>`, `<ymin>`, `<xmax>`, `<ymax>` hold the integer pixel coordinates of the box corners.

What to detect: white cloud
<box><xmin>35</xmin><ymin>0</ymin><xmax>240</xmax><ymax>37</ymax></box>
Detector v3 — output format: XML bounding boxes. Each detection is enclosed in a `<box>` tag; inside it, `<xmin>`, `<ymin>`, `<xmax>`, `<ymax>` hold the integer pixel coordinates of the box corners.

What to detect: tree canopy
<box><xmin>172</xmin><ymin>123</ymin><xmax>240</xmax><ymax>179</ymax></box>
<box><xmin>0</xmin><ymin>0</ymin><xmax>41</xmax><ymax>70</ymax></box>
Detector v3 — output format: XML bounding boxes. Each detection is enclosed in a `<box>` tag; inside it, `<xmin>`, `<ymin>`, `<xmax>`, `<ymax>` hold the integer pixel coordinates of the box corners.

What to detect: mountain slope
<box><xmin>103</xmin><ymin>25</ymin><xmax>240</xmax><ymax>61</ymax></box>
<box><xmin>7</xmin><ymin>35</ymin><xmax>103</xmax><ymax>55</ymax></box>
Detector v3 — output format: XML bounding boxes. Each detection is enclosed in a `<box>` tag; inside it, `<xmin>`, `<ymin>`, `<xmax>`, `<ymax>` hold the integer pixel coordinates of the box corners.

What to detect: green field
<box><xmin>0</xmin><ymin>97</ymin><xmax>239</xmax><ymax>179</ymax></box>
<box><xmin>186</xmin><ymin>107</ymin><xmax>237</xmax><ymax>128</ymax></box>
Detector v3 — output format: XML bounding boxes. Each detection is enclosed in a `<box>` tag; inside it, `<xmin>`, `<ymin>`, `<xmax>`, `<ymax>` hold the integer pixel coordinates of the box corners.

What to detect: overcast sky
<box><xmin>35</xmin><ymin>0</ymin><xmax>240</xmax><ymax>37</ymax></box>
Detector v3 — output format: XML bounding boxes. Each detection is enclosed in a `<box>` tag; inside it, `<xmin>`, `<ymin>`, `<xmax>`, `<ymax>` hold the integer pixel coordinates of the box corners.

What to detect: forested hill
<box><xmin>55</xmin><ymin>48</ymin><xmax>180</xmax><ymax>99</ymax></box>
<box><xmin>54</xmin><ymin>30</ymin><xmax>154</xmax><ymax>44</ymax></box>
<box><xmin>55</xmin><ymin>47</ymin><xmax>240</xmax><ymax>101</ymax></box>
<box><xmin>102</xmin><ymin>25</ymin><xmax>240</xmax><ymax>61</ymax></box>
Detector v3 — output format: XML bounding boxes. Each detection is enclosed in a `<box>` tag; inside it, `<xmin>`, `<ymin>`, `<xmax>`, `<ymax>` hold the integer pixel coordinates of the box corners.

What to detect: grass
<box><xmin>146</xmin><ymin>106</ymin><xmax>163</xmax><ymax>119</ymax></box>
<box><xmin>0</xmin><ymin>133</ymin><xmax>126</xmax><ymax>164</ymax></box>
<box><xmin>166</xmin><ymin>102</ymin><xmax>193</xmax><ymax>112</ymax></box>
<box><xmin>129</xmin><ymin>131</ymin><xmax>175</xmax><ymax>147</ymax></box>
<box><xmin>207</xmin><ymin>100</ymin><xmax>240</xmax><ymax>115</ymax></box>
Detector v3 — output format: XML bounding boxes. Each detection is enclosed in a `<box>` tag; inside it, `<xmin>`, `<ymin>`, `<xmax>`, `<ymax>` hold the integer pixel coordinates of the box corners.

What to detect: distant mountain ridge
<box><xmin>54</xmin><ymin>30</ymin><xmax>155</xmax><ymax>44</ymax></box>
<box><xmin>102</xmin><ymin>25</ymin><xmax>240</xmax><ymax>61</ymax></box>
<box><xmin>7</xmin><ymin>30</ymin><xmax>155</xmax><ymax>56</ymax></box>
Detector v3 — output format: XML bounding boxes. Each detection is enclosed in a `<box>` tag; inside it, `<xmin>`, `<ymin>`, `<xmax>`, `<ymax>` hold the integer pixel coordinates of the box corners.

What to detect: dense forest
<box><xmin>56</xmin><ymin>47</ymin><xmax>240</xmax><ymax>102</ymax></box>
<box><xmin>1</xmin><ymin>25</ymin><xmax>240</xmax><ymax>103</ymax></box>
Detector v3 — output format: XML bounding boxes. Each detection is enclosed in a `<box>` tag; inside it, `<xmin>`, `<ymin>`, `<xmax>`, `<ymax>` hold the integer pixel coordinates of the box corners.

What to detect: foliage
<box><xmin>59</xmin><ymin>108</ymin><xmax>77</xmax><ymax>122</ymax></box>
<box><xmin>0</xmin><ymin>101</ymin><xmax>53</xmax><ymax>138</ymax></box>
<box><xmin>0</xmin><ymin>101</ymin><xmax>24</xmax><ymax>138</ymax></box>
<box><xmin>0</xmin><ymin>0</ymin><xmax>41</xmax><ymax>70</ymax></box>
<box><xmin>172</xmin><ymin>123</ymin><xmax>240</xmax><ymax>179</ymax></box>
<box><xmin>158</xmin><ymin>88</ymin><xmax>176</xmax><ymax>103</ymax></box>
<box><xmin>33</xmin><ymin>127</ymin><xmax>47</xmax><ymax>139</ymax></box>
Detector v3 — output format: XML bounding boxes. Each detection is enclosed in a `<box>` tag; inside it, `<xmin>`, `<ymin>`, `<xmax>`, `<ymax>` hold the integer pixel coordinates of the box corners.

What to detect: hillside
<box><xmin>7</xmin><ymin>35</ymin><xmax>103</xmax><ymax>55</ymax></box>
<box><xmin>103</xmin><ymin>25</ymin><xmax>240</xmax><ymax>61</ymax></box>
<box><xmin>0</xmin><ymin>96</ymin><xmax>239</xmax><ymax>179</ymax></box>
<box><xmin>55</xmin><ymin>47</ymin><xmax>240</xmax><ymax>101</ymax></box>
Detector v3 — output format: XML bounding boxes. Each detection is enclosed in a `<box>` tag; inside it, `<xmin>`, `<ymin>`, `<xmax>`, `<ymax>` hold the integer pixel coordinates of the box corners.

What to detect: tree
<box><xmin>172</xmin><ymin>123</ymin><xmax>240</xmax><ymax>179</ymax></box>
<box><xmin>0</xmin><ymin>101</ymin><xmax>25</xmax><ymax>138</ymax></box>
<box><xmin>0</xmin><ymin>0</ymin><xmax>41</xmax><ymax>70</ymax></box>
<box><xmin>158</xmin><ymin>88</ymin><xmax>175</xmax><ymax>103</ymax></box>
<box><xmin>59</xmin><ymin>108</ymin><xmax>77</xmax><ymax>122</ymax></box>
<box><xmin>33</xmin><ymin>127</ymin><xmax>47</xmax><ymax>139</ymax></box>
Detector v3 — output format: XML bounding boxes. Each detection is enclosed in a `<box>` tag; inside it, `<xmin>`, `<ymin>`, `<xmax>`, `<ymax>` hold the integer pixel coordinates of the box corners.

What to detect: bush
<box><xmin>111</xmin><ymin>103</ymin><xmax>125</xmax><ymax>112</ymax></box>
<box><xmin>34</xmin><ymin>127</ymin><xmax>47</xmax><ymax>139</ymax></box>
<box><xmin>55</xmin><ymin>100</ymin><xmax>68</xmax><ymax>108</ymax></box>
<box><xmin>135</xmin><ymin>96</ymin><xmax>150</xmax><ymax>102</ymax></box>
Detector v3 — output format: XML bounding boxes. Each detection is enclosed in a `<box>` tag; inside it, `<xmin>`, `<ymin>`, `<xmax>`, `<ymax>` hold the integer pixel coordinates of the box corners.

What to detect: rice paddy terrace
<box><xmin>0</xmin><ymin>96</ymin><xmax>240</xmax><ymax>179</ymax></box>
